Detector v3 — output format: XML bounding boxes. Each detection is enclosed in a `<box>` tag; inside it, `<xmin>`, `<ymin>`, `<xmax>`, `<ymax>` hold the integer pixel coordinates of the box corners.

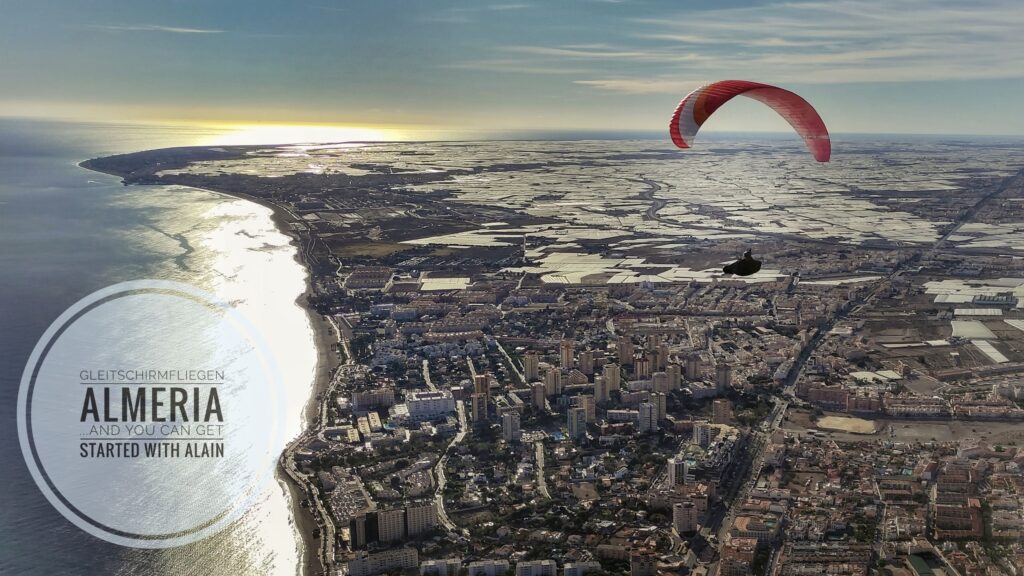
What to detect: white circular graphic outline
<box><xmin>17</xmin><ymin>280</ymin><xmax>287</xmax><ymax>548</ymax></box>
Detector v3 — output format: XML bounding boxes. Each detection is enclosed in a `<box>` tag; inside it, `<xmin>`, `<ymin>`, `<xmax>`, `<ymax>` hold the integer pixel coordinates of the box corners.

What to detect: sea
<box><xmin>0</xmin><ymin>118</ymin><xmax>317</xmax><ymax>575</ymax></box>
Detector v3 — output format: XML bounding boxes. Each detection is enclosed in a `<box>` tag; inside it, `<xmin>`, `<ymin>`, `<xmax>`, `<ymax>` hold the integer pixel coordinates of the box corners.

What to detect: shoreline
<box><xmin>211</xmin><ymin>188</ymin><xmax>339</xmax><ymax>576</ymax></box>
<box><xmin>81</xmin><ymin>161</ymin><xmax>336</xmax><ymax>576</ymax></box>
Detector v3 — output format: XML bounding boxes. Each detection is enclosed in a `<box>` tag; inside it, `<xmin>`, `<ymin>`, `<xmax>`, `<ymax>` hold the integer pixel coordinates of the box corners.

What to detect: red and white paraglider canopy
<box><xmin>669</xmin><ymin>80</ymin><xmax>831</xmax><ymax>162</ymax></box>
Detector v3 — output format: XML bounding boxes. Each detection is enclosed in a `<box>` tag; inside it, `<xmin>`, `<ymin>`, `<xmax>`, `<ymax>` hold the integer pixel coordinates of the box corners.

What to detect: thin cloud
<box><xmin>444</xmin><ymin>59</ymin><xmax>595</xmax><ymax>75</ymax></box>
<box><xmin>422</xmin><ymin>14</ymin><xmax>472</xmax><ymax>24</ymax></box>
<box><xmin>574</xmin><ymin>78</ymin><xmax>706</xmax><ymax>94</ymax></box>
<box><xmin>640</xmin><ymin>33</ymin><xmax>835</xmax><ymax>49</ymax></box>
<box><xmin>475</xmin><ymin>0</ymin><xmax>1024</xmax><ymax>92</ymax></box>
<box><xmin>424</xmin><ymin>3</ymin><xmax>529</xmax><ymax>23</ymax></box>
<box><xmin>503</xmin><ymin>45</ymin><xmax>707</xmax><ymax>63</ymax></box>
<box><xmin>484</xmin><ymin>4</ymin><xmax>530</xmax><ymax>10</ymax></box>
<box><xmin>91</xmin><ymin>24</ymin><xmax>224</xmax><ymax>34</ymax></box>
<box><xmin>308</xmin><ymin>4</ymin><xmax>348</xmax><ymax>12</ymax></box>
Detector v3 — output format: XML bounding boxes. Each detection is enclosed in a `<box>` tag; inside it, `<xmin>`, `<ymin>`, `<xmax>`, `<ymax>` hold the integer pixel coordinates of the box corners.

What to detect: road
<box><xmin>279</xmin><ymin>364</ymin><xmax>358</xmax><ymax>571</ymax></box>
<box><xmin>534</xmin><ymin>441</ymin><xmax>551</xmax><ymax>499</ymax></box>
<box><xmin>334</xmin><ymin>314</ymin><xmax>355</xmax><ymax>365</ymax></box>
<box><xmin>715</xmin><ymin>423</ymin><xmax>773</xmax><ymax>542</ymax></box>
<box><xmin>434</xmin><ymin>400</ymin><xmax>468</xmax><ymax>536</ymax></box>
<box><xmin>685</xmin><ymin>318</ymin><xmax>697</xmax><ymax>350</ymax></box>
<box><xmin>779</xmin><ymin>170</ymin><xmax>1024</xmax><ymax>395</ymax></box>
<box><xmin>281</xmin><ymin>448</ymin><xmax>335</xmax><ymax>569</ymax></box>
<box><xmin>708</xmin><ymin>169</ymin><xmax>1024</xmax><ymax>563</ymax></box>
<box><xmin>926</xmin><ymin>170</ymin><xmax>1023</xmax><ymax>258</ymax></box>
<box><xmin>422</xmin><ymin>359</ymin><xmax>437</xmax><ymax>391</ymax></box>
<box><xmin>494</xmin><ymin>339</ymin><xmax>525</xmax><ymax>384</ymax></box>
<box><xmin>707</xmin><ymin>397</ymin><xmax>787</xmax><ymax>565</ymax></box>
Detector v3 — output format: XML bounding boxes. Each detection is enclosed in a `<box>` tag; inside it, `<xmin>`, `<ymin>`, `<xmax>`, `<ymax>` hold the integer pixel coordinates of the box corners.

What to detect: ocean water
<box><xmin>0</xmin><ymin>119</ymin><xmax>317</xmax><ymax>575</ymax></box>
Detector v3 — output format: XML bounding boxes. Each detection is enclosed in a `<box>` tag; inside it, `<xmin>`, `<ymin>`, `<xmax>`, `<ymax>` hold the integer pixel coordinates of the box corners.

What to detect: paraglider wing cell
<box><xmin>669</xmin><ymin>80</ymin><xmax>831</xmax><ymax>162</ymax></box>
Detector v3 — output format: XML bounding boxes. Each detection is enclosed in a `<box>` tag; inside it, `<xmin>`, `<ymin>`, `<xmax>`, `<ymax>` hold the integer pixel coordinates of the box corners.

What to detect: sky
<box><xmin>2</xmin><ymin>0</ymin><xmax>1024</xmax><ymax>136</ymax></box>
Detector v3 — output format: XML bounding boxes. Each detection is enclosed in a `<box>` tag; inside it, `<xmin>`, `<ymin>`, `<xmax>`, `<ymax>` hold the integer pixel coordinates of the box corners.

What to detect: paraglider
<box><xmin>670</xmin><ymin>80</ymin><xmax>831</xmax><ymax>162</ymax></box>
<box><xmin>723</xmin><ymin>249</ymin><xmax>762</xmax><ymax>276</ymax></box>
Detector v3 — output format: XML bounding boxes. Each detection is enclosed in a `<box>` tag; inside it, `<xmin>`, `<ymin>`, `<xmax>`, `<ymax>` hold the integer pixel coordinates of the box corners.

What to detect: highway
<box><xmin>926</xmin><ymin>170</ymin><xmax>1023</xmax><ymax>258</ymax></box>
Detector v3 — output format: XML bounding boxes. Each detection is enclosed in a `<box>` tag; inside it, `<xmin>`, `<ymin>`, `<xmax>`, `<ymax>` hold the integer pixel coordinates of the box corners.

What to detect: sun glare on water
<box><xmin>201</xmin><ymin>123</ymin><xmax>409</xmax><ymax>146</ymax></box>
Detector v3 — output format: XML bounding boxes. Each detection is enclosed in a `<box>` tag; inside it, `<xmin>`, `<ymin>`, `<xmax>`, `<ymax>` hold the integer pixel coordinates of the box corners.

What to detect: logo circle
<box><xmin>17</xmin><ymin>280</ymin><xmax>286</xmax><ymax>548</ymax></box>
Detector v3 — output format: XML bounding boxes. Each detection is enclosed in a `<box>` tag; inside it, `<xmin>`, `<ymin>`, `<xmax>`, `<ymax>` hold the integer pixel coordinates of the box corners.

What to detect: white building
<box><xmin>693</xmin><ymin>422</ymin><xmax>718</xmax><ymax>449</ymax></box>
<box><xmin>515</xmin><ymin>560</ymin><xmax>557</xmax><ymax>576</ymax></box>
<box><xmin>468</xmin><ymin>560</ymin><xmax>510</xmax><ymax>576</ymax></box>
<box><xmin>421</xmin><ymin>559</ymin><xmax>462</xmax><ymax>576</ymax></box>
<box><xmin>406</xmin><ymin>390</ymin><xmax>457</xmax><ymax>422</ymax></box>
<box><xmin>563</xmin><ymin>562</ymin><xmax>602</xmax><ymax>576</ymax></box>
<box><xmin>406</xmin><ymin>501</ymin><xmax>438</xmax><ymax>537</ymax></box>
<box><xmin>376</xmin><ymin>508</ymin><xmax>405</xmax><ymax>543</ymax></box>
<box><xmin>344</xmin><ymin>548</ymin><xmax>419</xmax><ymax>576</ymax></box>
<box><xmin>607</xmin><ymin>409</ymin><xmax>638</xmax><ymax>422</ymax></box>
<box><xmin>668</xmin><ymin>456</ymin><xmax>690</xmax><ymax>486</ymax></box>
<box><xmin>351</xmin><ymin>388</ymin><xmax>395</xmax><ymax>413</ymax></box>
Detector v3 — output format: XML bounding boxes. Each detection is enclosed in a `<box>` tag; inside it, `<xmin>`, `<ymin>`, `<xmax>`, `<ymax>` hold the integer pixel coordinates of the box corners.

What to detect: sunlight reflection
<box><xmin>200</xmin><ymin>123</ymin><xmax>408</xmax><ymax>146</ymax></box>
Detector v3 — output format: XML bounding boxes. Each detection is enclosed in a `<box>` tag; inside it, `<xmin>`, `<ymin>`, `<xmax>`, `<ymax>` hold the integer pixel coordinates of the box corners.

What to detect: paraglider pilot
<box><xmin>723</xmin><ymin>249</ymin><xmax>762</xmax><ymax>277</ymax></box>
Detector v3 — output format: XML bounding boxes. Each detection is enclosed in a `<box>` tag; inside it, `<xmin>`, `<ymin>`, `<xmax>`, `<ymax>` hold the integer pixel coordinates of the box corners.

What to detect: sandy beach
<box><xmin>79</xmin><ymin>160</ymin><xmax>338</xmax><ymax>575</ymax></box>
<box><xmin>255</xmin><ymin>192</ymin><xmax>341</xmax><ymax>576</ymax></box>
<box><xmin>154</xmin><ymin>183</ymin><xmax>340</xmax><ymax>576</ymax></box>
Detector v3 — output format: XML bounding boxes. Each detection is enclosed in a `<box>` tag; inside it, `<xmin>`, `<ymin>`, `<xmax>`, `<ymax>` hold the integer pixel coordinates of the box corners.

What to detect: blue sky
<box><xmin>2</xmin><ymin>0</ymin><xmax>1023</xmax><ymax>135</ymax></box>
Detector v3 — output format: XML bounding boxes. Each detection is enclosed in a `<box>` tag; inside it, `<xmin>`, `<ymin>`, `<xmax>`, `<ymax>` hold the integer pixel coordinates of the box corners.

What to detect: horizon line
<box><xmin>3</xmin><ymin>114</ymin><xmax>1024</xmax><ymax>141</ymax></box>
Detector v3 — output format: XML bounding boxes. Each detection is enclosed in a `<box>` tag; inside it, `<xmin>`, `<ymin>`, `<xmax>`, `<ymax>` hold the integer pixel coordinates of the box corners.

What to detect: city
<box><xmin>84</xmin><ymin>138</ymin><xmax>1024</xmax><ymax>576</ymax></box>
